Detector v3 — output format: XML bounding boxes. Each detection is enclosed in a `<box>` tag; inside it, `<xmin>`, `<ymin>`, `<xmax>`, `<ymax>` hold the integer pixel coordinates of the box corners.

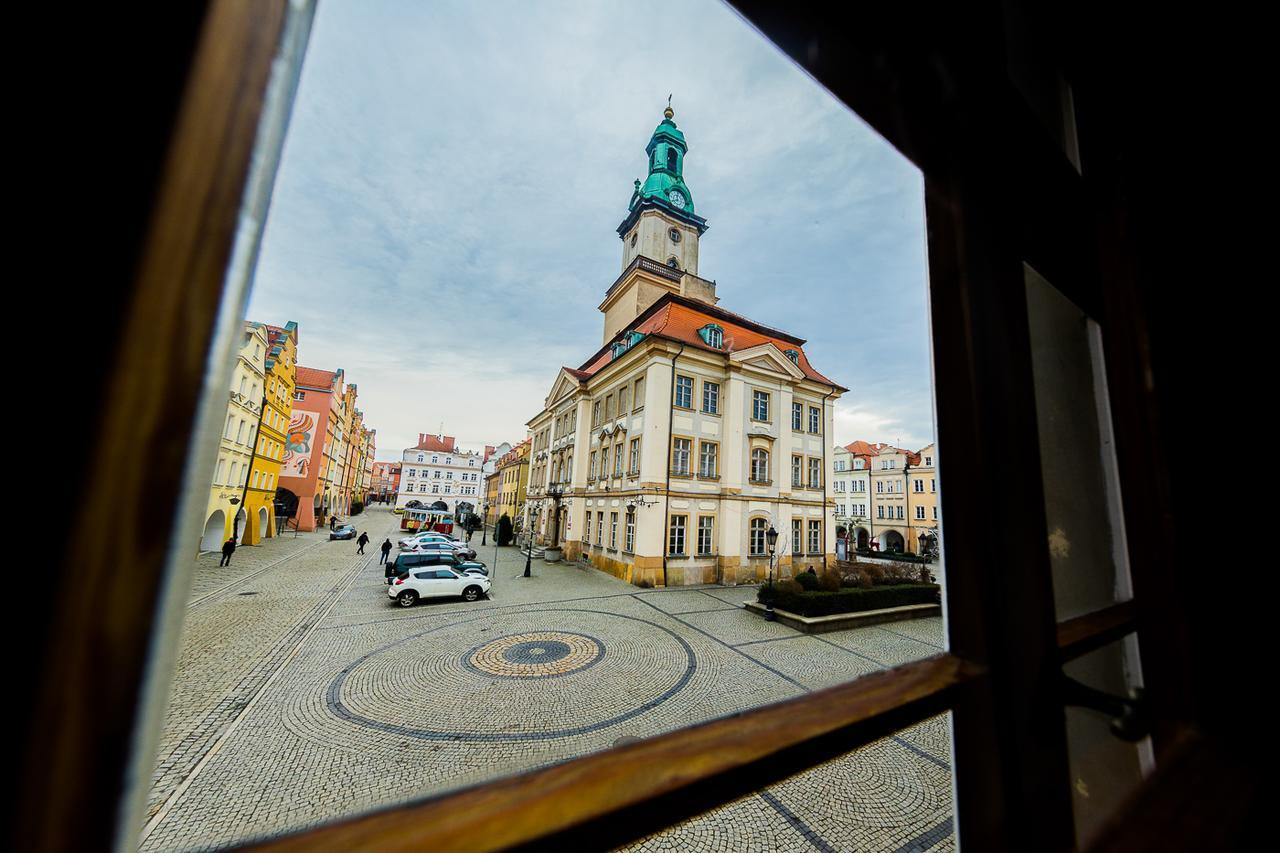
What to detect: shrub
<box><xmin>636</xmin><ymin>578</ymin><xmax>654</xmax><ymax>589</ymax></box>
<box><xmin>795</xmin><ymin>572</ymin><xmax>819</xmax><ymax>591</ymax></box>
<box><xmin>497</xmin><ymin>514</ymin><xmax>514</xmax><ymax>545</ymax></box>
<box><xmin>350</xmin><ymin>500</ymin><xmax>364</xmax><ymax>516</ymax></box>
<box><xmin>818</xmin><ymin>571</ymin><xmax>841</xmax><ymax>592</ymax></box>
<box><xmin>764</xmin><ymin>584</ymin><xmax>940</xmax><ymax>617</ymax></box>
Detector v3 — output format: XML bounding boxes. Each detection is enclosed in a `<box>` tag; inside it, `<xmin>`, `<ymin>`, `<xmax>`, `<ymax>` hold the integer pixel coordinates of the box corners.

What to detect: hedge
<box><xmin>758</xmin><ymin>583</ymin><xmax>939</xmax><ymax>617</ymax></box>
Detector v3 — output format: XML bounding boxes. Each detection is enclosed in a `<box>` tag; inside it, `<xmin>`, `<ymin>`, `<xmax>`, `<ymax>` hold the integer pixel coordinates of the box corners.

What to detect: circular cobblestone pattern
<box><xmin>465</xmin><ymin>631</ymin><xmax>604</xmax><ymax>678</ymax></box>
<box><xmin>319</xmin><ymin>608</ymin><xmax>699</xmax><ymax>744</ymax></box>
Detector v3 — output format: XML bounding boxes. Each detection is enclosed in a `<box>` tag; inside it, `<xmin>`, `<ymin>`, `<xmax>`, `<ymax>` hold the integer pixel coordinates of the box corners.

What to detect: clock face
<box><xmin>667</xmin><ymin>189</ymin><xmax>686</xmax><ymax>209</ymax></box>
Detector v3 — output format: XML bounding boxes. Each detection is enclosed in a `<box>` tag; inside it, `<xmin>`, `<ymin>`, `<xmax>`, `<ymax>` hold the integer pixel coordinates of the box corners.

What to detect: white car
<box><xmin>399</xmin><ymin>531</ymin><xmax>463</xmax><ymax>549</ymax></box>
<box><xmin>388</xmin><ymin>566</ymin><xmax>490</xmax><ymax>606</ymax></box>
<box><xmin>399</xmin><ymin>537</ymin><xmax>477</xmax><ymax>560</ymax></box>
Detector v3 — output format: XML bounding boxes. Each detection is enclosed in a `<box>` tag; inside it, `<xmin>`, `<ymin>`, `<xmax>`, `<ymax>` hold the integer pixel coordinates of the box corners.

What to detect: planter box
<box><xmin>543</xmin><ymin>547</ymin><xmax>563</xmax><ymax>563</ymax></box>
<box><xmin>744</xmin><ymin>600</ymin><xmax>941</xmax><ymax>633</ymax></box>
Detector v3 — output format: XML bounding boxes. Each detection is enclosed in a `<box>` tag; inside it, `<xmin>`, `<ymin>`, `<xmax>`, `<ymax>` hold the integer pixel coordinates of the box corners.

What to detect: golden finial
<box><xmin>664</xmin><ymin>94</ymin><xmax>674</xmax><ymax>119</ymax></box>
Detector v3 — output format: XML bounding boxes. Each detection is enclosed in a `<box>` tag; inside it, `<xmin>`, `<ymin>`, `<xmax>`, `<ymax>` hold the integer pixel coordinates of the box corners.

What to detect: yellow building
<box><xmin>496</xmin><ymin>439</ymin><xmax>531</xmax><ymax>530</ymax></box>
<box><xmin>200</xmin><ymin>322</ymin><xmax>269</xmax><ymax>552</ymax></box>
<box><xmin>242</xmin><ymin>321</ymin><xmax>297</xmax><ymax>544</ymax></box>
<box><xmin>906</xmin><ymin>442</ymin><xmax>939</xmax><ymax>555</ymax></box>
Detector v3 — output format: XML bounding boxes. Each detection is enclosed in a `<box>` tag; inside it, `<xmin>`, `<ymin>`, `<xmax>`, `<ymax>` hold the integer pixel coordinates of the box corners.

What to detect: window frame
<box><xmin>39</xmin><ymin>6</ymin><xmax>1196</xmax><ymax>853</ymax></box>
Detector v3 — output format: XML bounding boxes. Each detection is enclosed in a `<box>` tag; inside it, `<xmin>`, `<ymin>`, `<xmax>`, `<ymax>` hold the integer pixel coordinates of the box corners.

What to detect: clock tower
<box><xmin>602</xmin><ymin>104</ymin><xmax>716</xmax><ymax>343</ymax></box>
<box><xmin>616</xmin><ymin>104</ymin><xmax>708</xmax><ymax>275</ymax></box>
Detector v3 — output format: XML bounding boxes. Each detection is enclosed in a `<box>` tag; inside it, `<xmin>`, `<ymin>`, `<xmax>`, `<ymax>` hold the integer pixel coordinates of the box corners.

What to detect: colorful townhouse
<box><xmin>241</xmin><ymin>321</ymin><xmax>297</xmax><ymax>543</ymax></box>
<box><xmin>279</xmin><ymin>366</ymin><xmax>343</xmax><ymax>531</ymax></box>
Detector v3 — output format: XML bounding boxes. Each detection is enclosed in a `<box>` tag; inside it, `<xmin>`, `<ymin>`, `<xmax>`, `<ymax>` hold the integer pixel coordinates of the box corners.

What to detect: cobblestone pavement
<box><xmin>142</xmin><ymin>507</ymin><xmax>955</xmax><ymax>851</ymax></box>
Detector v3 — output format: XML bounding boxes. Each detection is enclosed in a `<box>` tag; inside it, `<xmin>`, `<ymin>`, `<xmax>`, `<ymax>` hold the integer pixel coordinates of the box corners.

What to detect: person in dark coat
<box><xmin>356</xmin><ymin>531</ymin><xmax>370</xmax><ymax>554</ymax></box>
<box><xmin>219</xmin><ymin>537</ymin><xmax>236</xmax><ymax>567</ymax></box>
<box><xmin>379</xmin><ymin>538</ymin><xmax>392</xmax><ymax>563</ymax></box>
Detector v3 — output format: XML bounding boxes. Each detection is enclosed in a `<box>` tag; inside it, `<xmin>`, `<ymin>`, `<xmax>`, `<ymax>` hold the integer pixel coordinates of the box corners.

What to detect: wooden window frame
<box><xmin>24</xmin><ymin>3</ymin><xmax>1219</xmax><ymax>852</ymax></box>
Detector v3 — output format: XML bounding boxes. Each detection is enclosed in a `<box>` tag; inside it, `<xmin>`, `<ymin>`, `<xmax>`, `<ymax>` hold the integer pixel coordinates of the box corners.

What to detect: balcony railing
<box><xmin>603</xmin><ymin>254</ymin><xmax>684</xmax><ymax>301</ymax></box>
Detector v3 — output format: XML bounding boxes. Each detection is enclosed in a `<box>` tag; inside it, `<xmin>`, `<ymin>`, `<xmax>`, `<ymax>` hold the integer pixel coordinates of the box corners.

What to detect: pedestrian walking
<box><xmin>357</xmin><ymin>531</ymin><xmax>370</xmax><ymax>554</ymax></box>
<box><xmin>219</xmin><ymin>536</ymin><xmax>236</xmax><ymax>567</ymax></box>
<box><xmin>379</xmin><ymin>538</ymin><xmax>392</xmax><ymax>563</ymax></box>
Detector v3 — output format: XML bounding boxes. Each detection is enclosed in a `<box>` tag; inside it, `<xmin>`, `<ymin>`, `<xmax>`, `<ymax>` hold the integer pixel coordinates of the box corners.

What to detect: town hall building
<box><xmin>523</xmin><ymin>105</ymin><xmax>846</xmax><ymax>587</ymax></box>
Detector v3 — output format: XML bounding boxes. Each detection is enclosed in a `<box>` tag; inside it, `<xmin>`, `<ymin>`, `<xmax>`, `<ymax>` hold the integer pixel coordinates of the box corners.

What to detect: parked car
<box><xmin>398</xmin><ymin>531</ymin><xmax>461</xmax><ymax>548</ymax></box>
<box><xmin>399</xmin><ymin>533</ymin><xmax>475</xmax><ymax>560</ymax></box>
<box><xmin>330</xmin><ymin>524</ymin><xmax>356</xmax><ymax>541</ymax></box>
<box><xmin>399</xmin><ymin>539</ymin><xmax>478</xmax><ymax>561</ymax></box>
<box><xmin>385</xmin><ymin>552</ymin><xmax>487</xmax><ymax>585</ymax></box>
<box><xmin>388</xmin><ymin>566</ymin><xmax>491</xmax><ymax>606</ymax></box>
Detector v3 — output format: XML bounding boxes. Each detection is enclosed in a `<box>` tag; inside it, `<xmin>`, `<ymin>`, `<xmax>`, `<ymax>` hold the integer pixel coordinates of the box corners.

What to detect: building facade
<box><xmin>370</xmin><ymin>461</ymin><xmax>400</xmax><ymax>502</ymax></box>
<box><xmin>241</xmin><ymin>321</ymin><xmax>297</xmax><ymax>544</ymax></box>
<box><xmin>200</xmin><ymin>323</ymin><xmax>269</xmax><ymax>551</ymax></box>
<box><xmin>523</xmin><ymin>106</ymin><xmax>846</xmax><ymax>587</ymax></box>
<box><xmin>906</xmin><ymin>442</ymin><xmax>939</xmax><ymax>555</ymax></box>
<box><xmin>395</xmin><ymin>433</ymin><xmax>484</xmax><ymax>515</ymax></box>
<box><xmin>495</xmin><ymin>439</ymin><xmax>531</xmax><ymax>530</ymax></box>
<box><xmin>279</xmin><ymin>366</ymin><xmax>342</xmax><ymax>531</ymax></box>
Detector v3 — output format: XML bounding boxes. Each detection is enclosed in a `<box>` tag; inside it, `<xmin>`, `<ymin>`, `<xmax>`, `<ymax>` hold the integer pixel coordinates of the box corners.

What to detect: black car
<box><xmin>385</xmin><ymin>551</ymin><xmax>487</xmax><ymax>584</ymax></box>
<box><xmin>330</xmin><ymin>524</ymin><xmax>357</xmax><ymax>541</ymax></box>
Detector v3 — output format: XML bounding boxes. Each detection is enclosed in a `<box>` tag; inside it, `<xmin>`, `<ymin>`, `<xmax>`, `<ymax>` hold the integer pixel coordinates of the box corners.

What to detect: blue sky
<box><xmin>247</xmin><ymin>0</ymin><xmax>933</xmax><ymax>460</ymax></box>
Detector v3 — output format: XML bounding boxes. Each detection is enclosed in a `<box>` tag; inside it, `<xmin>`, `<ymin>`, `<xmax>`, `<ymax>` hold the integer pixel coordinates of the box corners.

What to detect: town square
<box><xmin>144</xmin><ymin>507</ymin><xmax>952</xmax><ymax>852</ymax></box>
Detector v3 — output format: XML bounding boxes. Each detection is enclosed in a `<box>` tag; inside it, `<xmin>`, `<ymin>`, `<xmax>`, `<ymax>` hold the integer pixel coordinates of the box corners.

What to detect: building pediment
<box><xmin>545</xmin><ymin>368</ymin><xmax>585</xmax><ymax>408</ymax></box>
<box><xmin>729</xmin><ymin>343</ymin><xmax>806</xmax><ymax>380</ymax></box>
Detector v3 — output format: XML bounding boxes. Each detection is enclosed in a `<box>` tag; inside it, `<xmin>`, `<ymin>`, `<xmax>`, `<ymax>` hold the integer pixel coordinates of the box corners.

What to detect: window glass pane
<box><xmin>1062</xmin><ymin>635</ymin><xmax>1151</xmax><ymax>846</ymax></box>
<box><xmin>1025</xmin><ymin>265</ymin><xmax>1132</xmax><ymax>619</ymax></box>
<box><xmin>147</xmin><ymin>0</ymin><xmax>949</xmax><ymax>848</ymax></box>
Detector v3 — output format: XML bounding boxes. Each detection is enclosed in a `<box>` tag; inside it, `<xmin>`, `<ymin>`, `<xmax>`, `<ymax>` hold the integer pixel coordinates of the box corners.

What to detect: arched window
<box><xmin>666</xmin><ymin>256</ymin><xmax>679</xmax><ymax>269</ymax></box>
<box><xmin>784</xmin><ymin>349</ymin><xmax>801</xmax><ymax>364</ymax></box>
<box><xmin>666</xmin><ymin>148</ymin><xmax>678</xmax><ymax>172</ymax></box>
<box><xmin>699</xmin><ymin>324</ymin><xmax>723</xmax><ymax>348</ymax></box>
<box><xmin>749</xmin><ymin>517</ymin><xmax>767</xmax><ymax>555</ymax></box>
<box><xmin>750</xmin><ymin>448</ymin><xmax>769</xmax><ymax>483</ymax></box>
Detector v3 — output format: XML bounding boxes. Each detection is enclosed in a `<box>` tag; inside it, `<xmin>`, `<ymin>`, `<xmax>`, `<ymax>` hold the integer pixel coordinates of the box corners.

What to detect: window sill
<box><xmin>670</xmin><ymin>472</ymin><xmax>693</xmax><ymax>480</ymax></box>
<box><xmin>749</xmin><ymin>480</ymin><xmax>773</xmax><ymax>486</ymax></box>
<box><xmin>696</xmin><ymin>474</ymin><xmax>720</xmax><ymax>481</ymax></box>
<box><xmin>700</xmin><ymin>410</ymin><xmax>721</xmax><ymax>418</ymax></box>
<box><xmin>666</xmin><ymin>553</ymin><xmax>690</xmax><ymax>560</ymax></box>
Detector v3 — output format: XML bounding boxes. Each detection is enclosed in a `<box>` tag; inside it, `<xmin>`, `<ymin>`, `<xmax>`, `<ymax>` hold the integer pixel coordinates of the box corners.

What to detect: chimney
<box><xmin>419</xmin><ymin>433</ymin><xmax>425</xmax><ymax>445</ymax></box>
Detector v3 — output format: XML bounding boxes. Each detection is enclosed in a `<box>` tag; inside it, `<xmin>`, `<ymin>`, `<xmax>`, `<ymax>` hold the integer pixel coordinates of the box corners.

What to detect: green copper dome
<box><xmin>618</xmin><ymin>104</ymin><xmax>708</xmax><ymax>236</ymax></box>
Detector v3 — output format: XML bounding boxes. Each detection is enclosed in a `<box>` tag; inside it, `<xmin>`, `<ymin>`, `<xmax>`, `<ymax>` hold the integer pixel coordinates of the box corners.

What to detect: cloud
<box><xmin>247</xmin><ymin>0</ymin><xmax>934</xmax><ymax>456</ymax></box>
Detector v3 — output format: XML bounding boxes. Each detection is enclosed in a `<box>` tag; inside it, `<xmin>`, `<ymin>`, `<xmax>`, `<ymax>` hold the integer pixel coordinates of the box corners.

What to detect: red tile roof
<box><xmin>843</xmin><ymin>440</ymin><xmax>881</xmax><ymax>456</ymax></box>
<box><xmin>576</xmin><ymin>294</ymin><xmax>845</xmax><ymax>389</ymax></box>
<box><xmin>413</xmin><ymin>434</ymin><xmax>457</xmax><ymax>452</ymax></box>
<box><xmin>296</xmin><ymin>366</ymin><xmax>338</xmax><ymax>391</ymax></box>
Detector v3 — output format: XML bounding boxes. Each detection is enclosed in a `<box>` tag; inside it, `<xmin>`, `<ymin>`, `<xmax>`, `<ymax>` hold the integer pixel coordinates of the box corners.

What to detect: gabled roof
<box><xmin>843</xmin><ymin>440</ymin><xmax>881</xmax><ymax>456</ymax></box>
<box><xmin>296</xmin><ymin>366</ymin><xmax>339</xmax><ymax>391</ymax></box>
<box><xmin>411</xmin><ymin>434</ymin><xmax>456</xmax><ymax>453</ymax></box>
<box><xmin>577</xmin><ymin>293</ymin><xmax>845</xmax><ymax>390</ymax></box>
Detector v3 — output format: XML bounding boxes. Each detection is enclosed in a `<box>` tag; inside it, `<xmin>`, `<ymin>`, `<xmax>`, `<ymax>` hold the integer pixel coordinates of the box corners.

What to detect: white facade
<box><xmin>832</xmin><ymin>447</ymin><xmax>873</xmax><ymax>549</ymax></box>
<box><xmin>396</xmin><ymin>435</ymin><xmax>484</xmax><ymax>515</ymax></box>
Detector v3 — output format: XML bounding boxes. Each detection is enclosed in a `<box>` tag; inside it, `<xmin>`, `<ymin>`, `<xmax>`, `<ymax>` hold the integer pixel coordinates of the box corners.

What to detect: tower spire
<box><xmin>665</xmin><ymin>94</ymin><xmax>673</xmax><ymax>119</ymax></box>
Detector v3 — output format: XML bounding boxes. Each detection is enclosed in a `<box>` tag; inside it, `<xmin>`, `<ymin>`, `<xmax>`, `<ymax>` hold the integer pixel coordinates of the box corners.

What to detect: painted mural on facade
<box><xmin>281</xmin><ymin>410</ymin><xmax>321</xmax><ymax>478</ymax></box>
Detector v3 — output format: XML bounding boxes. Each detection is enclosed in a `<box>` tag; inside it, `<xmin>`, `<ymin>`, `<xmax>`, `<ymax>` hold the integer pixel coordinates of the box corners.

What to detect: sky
<box><xmin>247</xmin><ymin>0</ymin><xmax>933</xmax><ymax>461</ymax></box>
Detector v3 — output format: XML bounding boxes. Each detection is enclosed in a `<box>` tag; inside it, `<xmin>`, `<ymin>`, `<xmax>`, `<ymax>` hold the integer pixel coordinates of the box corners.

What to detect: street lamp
<box><xmin>765</xmin><ymin>524</ymin><xmax>779</xmax><ymax>621</ymax></box>
<box><xmin>481</xmin><ymin>501</ymin><xmax>490</xmax><ymax>546</ymax></box>
<box><xmin>524</xmin><ymin>499</ymin><xmax>538</xmax><ymax>577</ymax></box>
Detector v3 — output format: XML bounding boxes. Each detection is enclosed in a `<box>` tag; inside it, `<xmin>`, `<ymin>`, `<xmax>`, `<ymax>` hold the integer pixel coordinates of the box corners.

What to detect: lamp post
<box><xmin>524</xmin><ymin>500</ymin><xmax>537</xmax><ymax>577</ymax></box>
<box><xmin>765</xmin><ymin>524</ymin><xmax>779</xmax><ymax>621</ymax></box>
<box><xmin>481</xmin><ymin>501</ymin><xmax>490</xmax><ymax>546</ymax></box>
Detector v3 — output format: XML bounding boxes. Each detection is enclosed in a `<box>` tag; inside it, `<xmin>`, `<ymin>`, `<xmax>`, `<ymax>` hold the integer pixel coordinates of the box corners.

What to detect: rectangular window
<box><xmin>752</xmin><ymin>390</ymin><xmax>769</xmax><ymax>421</ymax></box>
<box><xmin>698</xmin><ymin>441</ymin><xmax>718</xmax><ymax>478</ymax></box>
<box><xmin>697</xmin><ymin>516</ymin><xmax>714</xmax><ymax>555</ymax></box>
<box><xmin>589</xmin><ymin>451</ymin><xmax>597</xmax><ymax>480</ymax></box>
<box><xmin>933</xmin><ymin>506</ymin><xmax>938</xmax><ymax>519</ymax></box>
<box><xmin>668</xmin><ymin>515</ymin><xmax>687</xmax><ymax>555</ymax></box>
<box><xmin>633</xmin><ymin>376</ymin><xmax>644</xmax><ymax>410</ymax></box>
<box><xmin>672</xmin><ymin>438</ymin><xmax>691</xmax><ymax>476</ymax></box>
<box><xmin>605</xmin><ymin>394</ymin><xmax>615</xmax><ymax>420</ymax></box>
<box><xmin>916</xmin><ymin>506</ymin><xmax>926</xmax><ymax>519</ymax></box>
<box><xmin>614</xmin><ymin>443</ymin><xmax>624</xmax><ymax>476</ymax></box>
<box><xmin>878</xmin><ymin>506</ymin><xmax>885</xmax><ymax>519</ymax></box>
<box><xmin>914</xmin><ymin>479</ymin><xmax>924</xmax><ymax>492</ymax></box>
<box><xmin>792</xmin><ymin>401</ymin><xmax>803</xmax><ymax>430</ymax></box>
<box><xmin>932</xmin><ymin>478</ymin><xmax>936</xmax><ymax>492</ymax></box>
<box><xmin>600</xmin><ymin>446</ymin><xmax>609</xmax><ymax>479</ymax></box>
<box><xmin>584</xmin><ymin>511</ymin><xmax>592</xmax><ymax>545</ymax></box>
<box><xmin>792</xmin><ymin>519</ymin><xmax>802</xmax><ymax>555</ymax></box>
<box><xmin>808</xmin><ymin>406</ymin><xmax>820</xmax><ymax>434</ymax></box>
<box><xmin>610</xmin><ymin>512</ymin><xmax>618</xmax><ymax>548</ymax></box>
<box><xmin>618</xmin><ymin>386</ymin><xmax>629</xmax><ymax>413</ymax></box>
<box><xmin>808</xmin><ymin>457</ymin><xmax>821</xmax><ymax>488</ymax></box>
<box><xmin>702</xmin><ymin>381</ymin><xmax>719</xmax><ymax>414</ymax></box>
<box><xmin>674</xmin><ymin>375</ymin><xmax>693</xmax><ymax>408</ymax></box>
<box><xmin>808</xmin><ymin>520</ymin><xmax>821</xmax><ymax>554</ymax></box>
<box><xmin>625</xmin><ymin>510</ymin><xmax>635</xmax><ymax>551</ymax></box>
<box><xmin>597</xmin><ymin>514</ymin><xmax>604</xmax><ymax>545</ymax></box>
<box><xmin>629</xmin><ymin>438</ymin><xmax>640</xmax><ymax>475</ymax></box>
<box><xmin>749</xmin><ymin>518</ymin><xmax>767</xmax><ymax>556</ymax></box>
<box><xmin>592</xmin><ymin>400</ymin><xmax>601</xmax><ymax>426</ymax></box>
<box><xmin>897</xmin><ymin>506</ymin><xmax>904</xmax><ymax>520</ymax></box>
<box><xmin>876</xmin><ymin>481</ymin><xmax>884</xmax><ymax>494</ymax></box>
<box><xmin>792</xmin><ymin>455</ymin><xmax>803</xmax><ymax>487</ymax></box>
